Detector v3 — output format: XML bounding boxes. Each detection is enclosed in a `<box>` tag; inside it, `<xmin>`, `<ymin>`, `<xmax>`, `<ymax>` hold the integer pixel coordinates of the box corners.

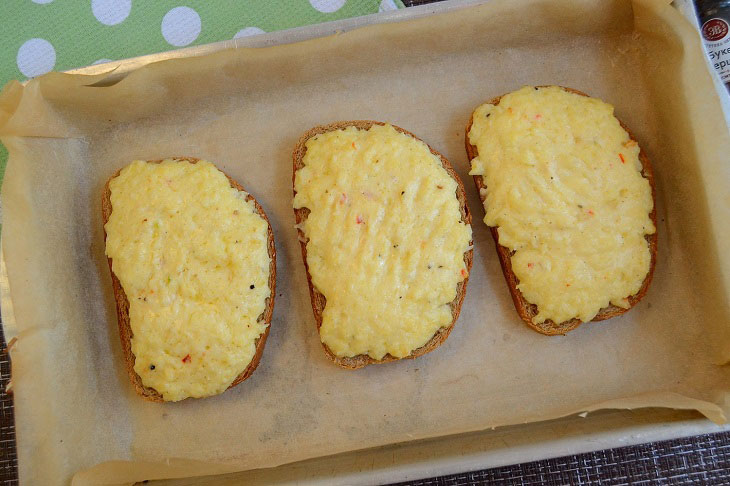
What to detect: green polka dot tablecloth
<box><xmin>0</xmin><ymin>0</ymin><xmax>404</xmax><ymax>202</ymax></box>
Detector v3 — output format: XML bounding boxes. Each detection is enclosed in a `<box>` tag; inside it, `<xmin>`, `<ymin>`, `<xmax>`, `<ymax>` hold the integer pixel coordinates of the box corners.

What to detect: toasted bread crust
<box><xmin>465</xmin><ymin>87</ymin><xmax>657</xmax><ymax>335</ymax></box>
<box><xmin>293</xmin><ymin>121</ymin><xmax>473</xmax><ymax>369</ymax></box>
<box><xmin>102</xmin><ymin>157</ymin><xmax>276</xmax><ymax>401</ymax></box>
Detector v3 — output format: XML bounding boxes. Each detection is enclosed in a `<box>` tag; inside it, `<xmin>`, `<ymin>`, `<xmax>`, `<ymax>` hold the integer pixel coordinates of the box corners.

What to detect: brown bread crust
<box><xmin>293</xmin><ymin>121</ymin><xmax>473</xmax><ymax>369</ymax></box>
<box><xmin>102</xmin><ymin>157</ymin><xmax>276</xmax><ymax>401</ymax></box>
<box><xmin>465</xmin><ymin>87</ymin><xmax>657</xmax><ymax>335</ymax></box>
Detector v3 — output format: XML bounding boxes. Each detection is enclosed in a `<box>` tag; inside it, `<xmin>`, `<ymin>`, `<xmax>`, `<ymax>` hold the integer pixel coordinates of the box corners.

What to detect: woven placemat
<box><xmin>389</xmin><ymin>432</ymin><xmax>730</xmax><ymax>485</ymax></box>
<box><xmin>0</xmin><ymin>319</ymin><xmax>18</xmax><ymax>486</ymax></box>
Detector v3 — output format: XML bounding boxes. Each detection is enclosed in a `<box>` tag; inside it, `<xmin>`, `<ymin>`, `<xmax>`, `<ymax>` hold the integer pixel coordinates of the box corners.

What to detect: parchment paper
<box><xmin>1</xmin><ymin>0</ymin><xmax>729</xmax><ymax>484</ymax></box>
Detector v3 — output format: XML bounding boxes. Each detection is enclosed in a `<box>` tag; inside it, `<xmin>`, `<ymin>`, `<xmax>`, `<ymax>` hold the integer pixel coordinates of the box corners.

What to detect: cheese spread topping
<box><xmin>469</xmin><ymin>86</ymin><xmax>655</xmax><ymax>324</ymax></box>
<box><xmin>294</xmin><ymin>124</ymin><xmax>472</xmax><ymax>359</ymax></box>
<box><xmin>105</xmin><ymin>159</ymin><xmax>270</xmax><ymax>401</ymax></box>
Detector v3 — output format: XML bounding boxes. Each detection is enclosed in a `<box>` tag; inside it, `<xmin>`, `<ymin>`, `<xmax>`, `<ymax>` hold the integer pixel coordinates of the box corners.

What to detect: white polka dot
<box><xmin>234</xmin><ymin>27</ymin><xmax>266</xmax><ymax>39</ymax></box>
<box><xmin>379</xmin><ymin>0</ymin><xmax>398</xmax><ymax>12</ymax></box>
<box><xmin>16</xmin><ymin>38</ymin><xmax>56</xmax><ymax>78</ymax></box>
<box><xmin>92</xmin><ymin>58</ymin><xmax>113</xmax><ymax>65</ymax></box>
<box><xmin>92</xmin><ymin>0</ymin><xmax>131</xmax><ymax>26</ymax></box>
<box><xmin>161</xmin><ymin>7</ymin><xmax>201</xmax><ymax>47</ymax></box>
<box><xmin>309</xmin><ymin>0</ymin><xmax>346</xmax><ymax>14</ymax></box>
<box><xmin>31</xmin><ymin>0</ymin><xmax>54</xmax><ymax>4</ymax></box>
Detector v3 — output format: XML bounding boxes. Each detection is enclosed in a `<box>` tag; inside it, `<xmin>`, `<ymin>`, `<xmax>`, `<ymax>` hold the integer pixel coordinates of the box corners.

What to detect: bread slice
<box><xmin>293</xmin><ymin>121</ymin><xmax>473</xmax><ymax>369</ymax></box>
<box><xmin>465</xmin><ymin>87</ymin><xmax>657</xmax><ymax>335</ymax></box>
<box><xmin>102</xmin><ymin>157</ymin><xmax>276</xmax><ymax>401</ymax></box>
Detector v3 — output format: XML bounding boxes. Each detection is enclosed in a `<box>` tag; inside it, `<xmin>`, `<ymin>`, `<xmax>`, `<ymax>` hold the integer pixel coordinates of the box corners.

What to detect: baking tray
<box><xmin>1</xmin><ymin>0</ymin><xmax>729</xmax><ymax>484</ymax></box>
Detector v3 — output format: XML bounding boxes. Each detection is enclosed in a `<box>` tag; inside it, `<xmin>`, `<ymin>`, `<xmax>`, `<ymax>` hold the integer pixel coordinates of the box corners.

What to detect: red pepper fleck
<box><xmin>588</xmin><ymin>209</ymin><xmax>595</xmax><ymax>216</ymax></box>
<box><xmin>460</xmin><ymin>269</ymin><xmax>468</xmax><ymax>278</ymax></box>
<box><xmin>535</xmin><ymin>114</ymin><xmax>542</xmax><ymax>120</ymax></box>
<box><xmin>182</xmin><ymin>354</ymin><xmax>191</xmax><ymax>363</ymax></box>
<box><xmin>619</xmin><ymin>153</ymin><xmax>625</xmax><ymax>163</ymax></box>
<box><xmin>527</xmin><ymin>262</ymin><xmax>534</xmax><ymax>268</ymax></box>
<box><xmin>356</xmin><ymin>215</ymin><xmax>364</xmax><ymax>224</ymax></box>
<box><xmin>351</xmin><ymin>142</ymin><xmax>356</xmax><ymax>149</ymax></box>
<box><xmin>339</xmin><ymin>193</ymin><xmax>348</xmax><ymax>205</ymax></box>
